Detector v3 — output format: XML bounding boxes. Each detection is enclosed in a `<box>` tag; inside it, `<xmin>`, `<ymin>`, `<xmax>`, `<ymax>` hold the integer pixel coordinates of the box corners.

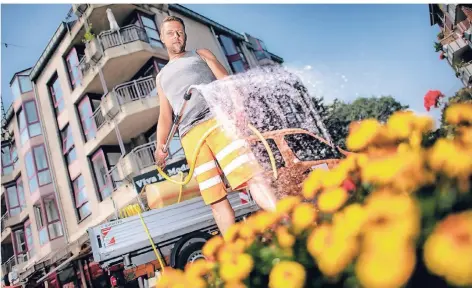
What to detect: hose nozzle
<box><xmin>185</xmin><ymin>85</ymin><xmax>199</xmax><ymax>100</ymax></box>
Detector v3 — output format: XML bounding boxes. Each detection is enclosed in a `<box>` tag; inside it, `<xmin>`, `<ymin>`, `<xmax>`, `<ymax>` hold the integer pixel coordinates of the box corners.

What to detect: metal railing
<box><xmin>1</xmin><ymin>255</ymin><xmax>17</xmax><ymax>276</ymax></box>
<box><xmin>92</xmin><ymin>106</ymin><xmax>106</xmax><ymax>131</ymax></box>
<box><xmin>99</xmin><ymin>25</ymin><xmax>149</xmax><ymax>50</ymax></box>
<box><xmin>106</xmin><ymin>164</ymin><xmax>123</xmax><ymax>191</ymax></box>
<box><xmin>114</xmin><ymin>76</ymin><xmax>156</xmax><ymax>105</ymax></box>
<box><xmin>78</xmin><ymin>56</ymin><xmax>92</xmax><ymax>78</ymax></box>
<box><xmin>1</xmin><ymin>212</ymin><xmax>9</xmax><ymax>232</ymax></box>
<box><xmin>132</xmin><ymin>141</ymin><xmax>157</xmax><ymax>171</ymax></box>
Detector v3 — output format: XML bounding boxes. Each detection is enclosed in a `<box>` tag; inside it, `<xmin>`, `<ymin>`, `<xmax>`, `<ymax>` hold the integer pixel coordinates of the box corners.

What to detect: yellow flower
<box><xmin>320</xmin><ymin>166</ymin><xmax>349</xmax><ymax>189</ymax></box>
<box><xmin>429</xmin><ymin>139</ymin><xmax>472</xmax><ymax>178</ymax></box>
<box><xmin>361</xmin><ymin>150</ymin><xmax>429</xmax><ymax>192</ymax></box>
<box><xmin>346</xmin><ymin>118</ymin><xmax>381</xmax><ymax>151</ymax></box>
<box><xmin>302</xmin><ymin>169</ymin><xmax>327</xmax><ymax>199</ymax></box>
<box><xmin>217</xmin><ymin>241</ymin><xmax>246</xmax><ymax>263</ymax></box>
<box><xmin>276</xmin><ymin>226</ymin><xmax>295</xmax><ymax>248</ymax></box>
<box><xmin>423</xmin><ymin>211</ymin><xmax>472</xmax><ymax>286</ymax></box>
<box><xmin>362</xmin><ymin>191</ymin><xmax>420</xmax><ymax>243</ymax></box>
<box><xmin>224</xmin><ymin>282</ymin><xmax>247</xmax><ymax>288</ymax></box>
<box><xmin>238</xmin><ymin>224</ymin><xmax>255</xmax><ymax>240</ymax></box>
<box><xmin>333</xmin><ymin>203</ymin><xmax>367</xmax><ymax>237</ymax></box>
<box><xmin>219</xmin><ymin>253</ymin><xmax>254</xmax><ymax>283</ymax></box>
<box><xmin>386</xmin><ymin>111</ymin><xmax>415</xmax><ymax>139</ymax></box>
<box><xmin>307</xmin><ymin>224</ymin><xmax>358</xmax><ymax>277</ymax></box>
<box><xmin>445</xmin><ymin>103</ymin><xmax>472</xmax><ymax>125</ymax></box>
<box><xmin>356</xmin><ymin>243</ymin><xmax>416</xmax><ymax>288</ymax></box>
<box><xmin>276</xmin><ymin>196</ymin><xmax>301</xmax><ymax>215</ymax></box>
<box><xmin>224</xmin><ymin>223</ymin><xmax>242</xmax><ymax>242</ymax></box>
<box><xmin>247</xmin><ymin>211</ymin><xmax>279</xmax><ymax>233</ymax></box>
<box><xmin>202</xmin><ymin>236</ymin><xmax>224</xmax><ymax>259</ymax></box>
<box><xmin>269</xmin><ymin>261</ymin><xmax>306</xmax><ymax>288</ymax></box>
<box><xmin>459</xmin><ymin>127</ymin><xmax>472</xmax><ymax>146</ymax></box>
<box><xmin>157</xmin><ymin>268</ymin><xmax>189</xmax><ymax>288</ymax></box>
<box><xmin>317</xmin><ymin>187</ymin><xmax>349</xmax><ymax>213</ymax></box>
<box><xmin>185</xmin><ymin>259</ymin><xmax>213</xmax><ymax>278</ymax></box>
<box><xmin>292</xmin><ymin>203</ymin><xmax>317</xmax><ymax>234</ymax></box>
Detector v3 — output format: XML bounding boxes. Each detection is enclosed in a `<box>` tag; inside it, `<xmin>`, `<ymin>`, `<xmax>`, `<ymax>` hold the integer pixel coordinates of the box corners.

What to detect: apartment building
<box><xmin>1</xmin><ymin>4</ymin><xmax>283</xmax><ymax>287</ymax></box>
<box><xmin>429</xmin><ymin>4</ymin><xmax>472</xmax><ymax>86</ymax></box>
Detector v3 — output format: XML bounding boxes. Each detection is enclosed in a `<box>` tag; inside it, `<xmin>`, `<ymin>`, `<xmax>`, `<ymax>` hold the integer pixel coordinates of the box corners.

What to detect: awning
<box><xmin>36</xmin><ymin>253</ymin><xmax>80</xmax><ymax>284</ymax></box>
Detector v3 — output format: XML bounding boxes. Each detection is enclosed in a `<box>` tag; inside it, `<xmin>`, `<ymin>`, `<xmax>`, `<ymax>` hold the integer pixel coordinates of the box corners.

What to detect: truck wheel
<box><xmin>176</xmin><ymin>242</ymin><xmax>206</xmax><ymax>270</ymax></box>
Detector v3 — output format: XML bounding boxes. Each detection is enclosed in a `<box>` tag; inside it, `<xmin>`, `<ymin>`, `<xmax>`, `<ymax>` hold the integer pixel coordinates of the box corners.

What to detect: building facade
<box><xmin>1</xmin><ymin>4</ymin><xmax>283</xmax><ymax>287</ymax></box>
<box><xmin>429</xmin><ymin>4</ymin><xmax>472</xmax><ymax>87</ymax></box>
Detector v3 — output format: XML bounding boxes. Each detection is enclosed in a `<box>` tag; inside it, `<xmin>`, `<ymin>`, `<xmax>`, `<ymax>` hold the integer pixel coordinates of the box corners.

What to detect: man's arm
<box><xmin>156</xmin><ymin>77</ymin><xmax>173</xmax><ymax>149</ymax></box>
<box><xmin>197</xmin><ymin>48</ymin><xmax>229</xmax><ymax>80</ymax></box>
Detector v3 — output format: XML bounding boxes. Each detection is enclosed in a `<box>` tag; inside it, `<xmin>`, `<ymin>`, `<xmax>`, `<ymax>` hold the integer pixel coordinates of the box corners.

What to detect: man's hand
<box><xmin>154</xmin><ymin>144</ymin><xmax>169</xmax><ymax>169</ymax></box>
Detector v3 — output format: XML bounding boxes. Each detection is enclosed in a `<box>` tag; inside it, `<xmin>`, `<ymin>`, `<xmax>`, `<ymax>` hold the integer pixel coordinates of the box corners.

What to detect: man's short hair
<box><xmin>160</xmin><ymin>15</ymin><xmax>186</xmax><ymax>32</ymax></box>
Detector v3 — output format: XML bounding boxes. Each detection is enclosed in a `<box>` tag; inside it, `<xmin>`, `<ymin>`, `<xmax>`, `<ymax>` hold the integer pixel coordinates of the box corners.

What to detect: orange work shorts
<box><xmin>181</xmin><ymin>118</ymin><xmax>262</xmax><ymax>205</ymax></box>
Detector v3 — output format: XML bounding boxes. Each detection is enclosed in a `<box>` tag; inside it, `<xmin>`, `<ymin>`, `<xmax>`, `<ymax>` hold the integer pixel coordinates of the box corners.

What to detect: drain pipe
<box><xmin>32</xmin><ymin>82</ymin><xmax>70</xmax><ymax>243</ymax></box>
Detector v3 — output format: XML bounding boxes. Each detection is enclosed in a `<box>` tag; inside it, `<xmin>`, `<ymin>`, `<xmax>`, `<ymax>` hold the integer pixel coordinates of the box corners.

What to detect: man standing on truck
<box><xmin>154</xmin><ymin>16</ymin><xmax>277</xmax><ymax>235</ymax></box>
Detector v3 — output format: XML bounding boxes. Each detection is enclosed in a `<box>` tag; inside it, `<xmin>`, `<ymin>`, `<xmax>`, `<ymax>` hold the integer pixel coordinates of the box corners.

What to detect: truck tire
<box><xmin>175</xmin><ymin>242</ymin><xmax>206</xmax><ymax>270</ymax></box>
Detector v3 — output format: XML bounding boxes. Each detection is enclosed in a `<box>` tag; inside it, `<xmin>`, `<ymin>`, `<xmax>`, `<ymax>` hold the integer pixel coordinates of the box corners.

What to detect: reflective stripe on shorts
<box><xmin>194</xmin><ymin>160</ymin><xmax>217</xmax><ymax>176</ymax></box>
<box><xmin>222</xmin><ymin>154</ymin><xmax>252</xmax><ymax>175</ymax></box>
<box><xmin>198</xmin><ymin>175</ymin><xmax>222</xmax><ymax>191</ymax></box>
<box><xmin>215</xmin><ymin>139</ymin><xmax>246</xmax><ymax>162</ymax></box>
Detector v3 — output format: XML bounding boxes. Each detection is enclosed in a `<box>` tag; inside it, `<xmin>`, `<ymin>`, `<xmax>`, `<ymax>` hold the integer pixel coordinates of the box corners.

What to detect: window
<box><xmin>35</xmin><ymin>197</ymin><xmax>64</xmax><ymax>245</ymax></box>
<box><xmin>91</xmin><ymin>150</ymin><xmax>112</xmax><ymax>200</ymax></box>
<box><xmin>73</xmin><ymin>175</ymin><xmax>91</xmax><ymax>220</ymax></box>
<box><xmin>24</xmin><ymin>221</ymin><xmax>34</xmax><ymax>257</ymax></box>
<box><xmin>77</xmin><ymin>97</ymin><xmax>97</xmax><ymax>141</ymax></box>
<box><xmin>49</xmin><ymin>74</ymin><xmax>65</xmax><ymax>114</ymax></box>
<box><xmin>34</xmin><ymin>205</ymin><xmax>47</xmax><ymax>245</ymax></box>
<box><xmin>6</xmin><ymin>180</ymin><xmax>26</xmax><ymax>217</ymax></box>
<box><xmin>2</xmin><ymin>143</ymin><xmax>17</xmax><ymax>175</ymax></box>
<box><xmin>250</xmin><ymin>139</ymin><xmax>285</xmax><ymax>170</ymax></box>
<box><xmin>220</xmin><ymin>35</ymin><xmax>238</xmax><ymax>56</ymax></box>
<box><xmin>218</xmin><ymin>35</ymin><xmax>248</xmax><ymax>74</ymax></box>
<box><xmin>25</xmin><ymin>145</ymin><xmax>52</xmax><ymax>193</ymax></box>
<box><xmin>17</xmin><ymin>100</ymin><xmax>42</xmax><ymax>145</ymax></box>
<box><xmin>61</xmin><ymin>125</ymin><xmax>77</xmax><ymax>165</ymax></box>
<box><xmin>284</xmin><ymin>134</ymin><xmax>338</xmax><ymax>162</ymax></box>
<box><xmin>66</xmin><ymin>48</ymin><xmax>82</xmax><ymax>89</ymax></box>
<box><xmin>14</xmin><ymin>229</ymin><xmax>28</xmax><ymax>263</ymax></box>
<box><xmin>19</xmin><ymin>76</ymin><xmax>33</xmax><ymax>93</ymax></box>
<box><xmin>44</xmin><ymin>197</ymin><xmax>63</xmax><ymax>240</ymax></box>
<box><xmin>140</xmin><ymin>14</ymin><xmax>163</xmax><ymax>48</ymax></box>
<box><xmin>11</xmin><ymin>78</ymin><xmax>21</xmax><ymax>99</ymax></box>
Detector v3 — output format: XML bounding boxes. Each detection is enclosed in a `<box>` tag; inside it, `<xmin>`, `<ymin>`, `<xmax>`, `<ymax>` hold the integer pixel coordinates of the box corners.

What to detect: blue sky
<box><xmin>1</xmin><ymin>4</ymin><xmax>464</xmax><ymax>121</ymax></box>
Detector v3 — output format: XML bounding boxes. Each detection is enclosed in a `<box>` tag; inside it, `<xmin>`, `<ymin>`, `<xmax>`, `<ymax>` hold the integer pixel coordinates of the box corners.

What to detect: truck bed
<box><xmin>88</xmin><ymin>192</ymin><xmax>259</xmax><ymax>265</ymax></box>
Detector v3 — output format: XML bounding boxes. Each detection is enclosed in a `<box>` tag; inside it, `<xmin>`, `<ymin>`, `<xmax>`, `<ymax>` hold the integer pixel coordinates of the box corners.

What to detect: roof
<box><xmin>168</xmin><ymin>4</ymin><xmax>245</xmax><ymax>41</ymax></box>
<box><xmin>30</xmin><ymin>21</ymin><xmax>70</xmax><ymax>82</ymax></box>
<box><xmin>9</xmin><ymin>67</ymin><xmax>32</xmax><ymax>85</ymax></box>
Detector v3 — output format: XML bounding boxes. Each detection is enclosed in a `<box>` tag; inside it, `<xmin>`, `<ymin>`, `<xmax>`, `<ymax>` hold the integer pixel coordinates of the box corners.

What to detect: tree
<box><xmin>313</xmin><ymin>96</ymin><xmax>409</xmax><ymax>149</ymax></box>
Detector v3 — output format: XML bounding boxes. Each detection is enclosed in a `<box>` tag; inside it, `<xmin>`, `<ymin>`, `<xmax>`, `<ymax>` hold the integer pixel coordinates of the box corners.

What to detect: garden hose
<box><xmin>156</xmin><ymin>123</ymin><xmax>278</xmax><ymax>185</ymax></box>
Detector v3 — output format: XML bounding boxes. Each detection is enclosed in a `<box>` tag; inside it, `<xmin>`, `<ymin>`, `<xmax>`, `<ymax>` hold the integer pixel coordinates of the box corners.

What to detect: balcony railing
<box><xmin>115</xmin><ymin>76</ymin><xmax>156</xmax><ymax>105</ymax></box>
<box><xmin>1</xmin><ymin>255</ymin><xmax>17</xmax><ymax>276</ymax></box>
<box><xmin>133</xmin><ymin>141</ymin><xmax>157</xmax><ymax>171</ymax></box>
<box><xmin>1</xmin><ymin>212</ymin><xmax>9</xmax><ymax>232</ymax></box>
<box><xmin>99</xmin><ymin>25</ymin><xmax>149</xmax><ymax>51</ymax></box>
<box><xmin>107</xmin><ymin>163</ymin><xmax>123</xmax><ymax>191</ymax></box>
<box><xmin>92</xmin><ymin>106</ymin><xmax>106</xmax><ymax>131</ymax></box>
<box><xmin>78</xmin><ymin>56</ymin><xmax>92</xmax><ymax>78</ymax></box>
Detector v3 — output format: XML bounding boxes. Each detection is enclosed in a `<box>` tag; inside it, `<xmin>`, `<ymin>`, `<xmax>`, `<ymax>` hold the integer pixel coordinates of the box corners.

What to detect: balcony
<box><xmin>1</xmin><ymin>212</ymin><xmax>11</xmax><ymax>241</ymax></box>
<box><xmin>83</xmin><ymin>76</ymin><xmax>159</xmax><ymax>156</ymax></box>
<box><xmin>1</xmin><ymin>255</ymin><xmax>17</xmax><ymax>279</ymax></box>
<box><xmin>73</xmin><ymin>24</ymin><xmax>167</xmax><ymax>104</ymax></box>
<box><xmin>444</xmin><ymin>38</ymin><xmax>469</xmax><ymax>66</ymax></box>
<box><xmin>4</xmin><ymin>209</ymin><xmax>28</xmax><ymax>230</ymax></box>
<box><xmin>1</xmin><ymin>157</ymin><xmax>20</xmax><ymax>184</ymax></box>
<box><xmin>459</xmin><ymin>62</ymin><xmax>472</xmax><ymax>86</ymax></box>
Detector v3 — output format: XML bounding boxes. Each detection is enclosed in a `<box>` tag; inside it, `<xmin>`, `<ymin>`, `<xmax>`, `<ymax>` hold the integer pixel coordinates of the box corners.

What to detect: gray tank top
<box><xmin>157</xmin><ymin>50</ymin><xmax>216</xmax><ymax>137</ymax></box>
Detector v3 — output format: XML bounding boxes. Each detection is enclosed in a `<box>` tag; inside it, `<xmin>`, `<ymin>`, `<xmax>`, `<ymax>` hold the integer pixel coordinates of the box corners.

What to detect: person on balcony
<box><xmin>154</xmin><ymin>15</ymin><xmax>277</xmax><ymax>236</ymax></box>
